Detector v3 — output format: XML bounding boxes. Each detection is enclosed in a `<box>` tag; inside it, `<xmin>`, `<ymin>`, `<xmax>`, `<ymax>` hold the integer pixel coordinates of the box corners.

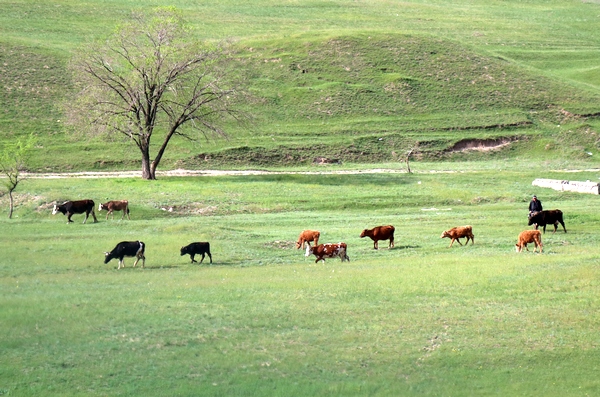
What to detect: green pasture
<box><xmin>1</xmin><ymin>0</ymin><xmax>600</xmax><ymax>171</ymax></box>
<box><xmin>2</xmin><ymin>168</ymin><xmax>600</xmax><ymax>396</ymax></box>
<box><xmin>2</xmin><ymin>0</ymin><xmax>600</xmax><ymax>395</ymax></box>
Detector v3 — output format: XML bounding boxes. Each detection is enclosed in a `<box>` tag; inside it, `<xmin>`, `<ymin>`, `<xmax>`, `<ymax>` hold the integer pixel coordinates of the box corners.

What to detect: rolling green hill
<box><xmin>1</xmin><ymin>0</ymin><xmax>599</xmax><ymax>171</ymax></box>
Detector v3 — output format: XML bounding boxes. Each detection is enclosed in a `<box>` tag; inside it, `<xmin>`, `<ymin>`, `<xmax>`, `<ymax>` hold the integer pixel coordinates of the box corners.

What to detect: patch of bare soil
<box><xmin>446</xmin><ymin>137</ymin><xmax>517</xmax><ymax>152</ymax></box>
<box><xmin>159</xmin><ymin>203</ymin><xmax>219</xmax><ymax>215</ymax></box>
<box><xmin>264</xmin><ymin>240</ymin><xmax>296</xmax><ymax>250</ymax></box>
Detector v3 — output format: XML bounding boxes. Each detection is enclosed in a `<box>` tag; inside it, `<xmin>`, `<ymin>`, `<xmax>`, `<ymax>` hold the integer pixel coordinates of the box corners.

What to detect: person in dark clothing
<box><xmin>529</xmin><ymin>195</ymin><xmax>543</xmax><ymax>215</ymax></box>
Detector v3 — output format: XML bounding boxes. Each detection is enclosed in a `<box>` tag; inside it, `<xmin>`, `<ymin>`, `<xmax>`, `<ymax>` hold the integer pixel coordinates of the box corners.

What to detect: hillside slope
<box><xmin>1</xmin><ymin>6</ymin><xmax>600</xmax><ymax>171</ymax></box>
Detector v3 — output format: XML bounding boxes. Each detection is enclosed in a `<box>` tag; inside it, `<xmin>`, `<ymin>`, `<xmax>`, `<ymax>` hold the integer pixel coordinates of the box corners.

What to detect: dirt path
<box><xmin>21</xmin><ymin>168</ymin><xmax>412</xmax><ymax>179</ymax></box>
<box><xmin>18</xmin><ymin>167</ymin><xmax>600</xmax><ymax>179</ymax></box>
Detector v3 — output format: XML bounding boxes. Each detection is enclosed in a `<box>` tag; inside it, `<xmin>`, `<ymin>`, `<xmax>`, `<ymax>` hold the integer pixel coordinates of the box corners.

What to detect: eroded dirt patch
<box><xmin>446</xmin><ymin>137</ymin><xmax>517</xmax><ymax>152</ymax></box>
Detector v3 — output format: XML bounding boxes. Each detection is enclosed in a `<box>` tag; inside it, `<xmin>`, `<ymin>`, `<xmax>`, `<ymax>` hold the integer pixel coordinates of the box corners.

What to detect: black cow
<box><xmin>180</xmin><ymin>242</ymin><xmax>212</xmax><ymax>264</ymax></box>
<box><xmin>528</xmin><ymin>210</ymin><xmax>567</xmax><ymax>234</ymax></box>
<box><xmin>104</xmin><ymin>241</ymin><xmax>146</xmax><ymax>269</ymax></box>
<box><xmin>52</xmin><ymin>200</ymin><xmax>98</xmax><ymax>224</ymax></box>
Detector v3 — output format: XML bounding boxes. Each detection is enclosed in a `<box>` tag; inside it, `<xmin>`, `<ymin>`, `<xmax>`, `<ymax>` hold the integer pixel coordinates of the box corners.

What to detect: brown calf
<box><xmin>360</xmin><ymin>225</ymin><xmax>395</xmax><ymax>249</ymax></box>
<box><xmin>515</xmin><ymin>230</ymin><xmax>543</xmax><ymax>253</ymax></box>
<box><xmin>99</xmin><ymin>200</ymin><xmax>130</xmax><ymax>220</ymax></box>
<box><xmin>295</xmin><ymin>230</ymin><xmax>320</xmax><ymax>249</ymax></box>
<box><xmin>440</xmin><ymin>225</ymin><xmax>474</xmax><ymax>247</ymax></box>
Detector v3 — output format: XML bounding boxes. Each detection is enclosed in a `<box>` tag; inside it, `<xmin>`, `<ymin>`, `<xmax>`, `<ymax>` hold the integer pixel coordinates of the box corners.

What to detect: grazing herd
<box><xmin>50</xmin><ymin>197</ymin><xmax>568</xmax><ymax>269</ymax></box>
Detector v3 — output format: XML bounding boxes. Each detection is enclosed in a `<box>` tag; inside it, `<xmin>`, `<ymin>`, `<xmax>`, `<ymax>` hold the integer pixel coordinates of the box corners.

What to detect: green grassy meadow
<box><xmin>2</xmin><ymin>0</ymin><xmax>600</xmax><ymax>395</ymax></box>
<box><xmin>2</xmin><ymin>167</ymin><xmax>600</xmax><ymax>396</ymax></box>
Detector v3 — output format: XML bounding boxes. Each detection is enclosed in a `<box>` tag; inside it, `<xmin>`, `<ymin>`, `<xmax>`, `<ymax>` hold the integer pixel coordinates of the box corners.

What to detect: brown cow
<box><xmin>360</xmin><ymin>225</ymin><xmax>395</xmax><ymax>249</ymax></box>
<box><xmin>515</xmin><ymin>230</ymin><xmax>543</xmax><ymax>253</ymax></box>
<box><xmin>99</xmin><ymin>200</ymin><xmax>130</xmax><ymax>220</ymax></box>
<box><xmin>295</xmin><ymin>230</ymin><xmax>320</xmax><ymax>249</ymax></box>
<box><xmin>305</xmin><ymin>243</ymin><xmax>349</xmax><ymax>263</ymax></box>
<box><xmin>440</xmin><ymin>226</ymin><xmax>474</xmax><ymax>247</ymax></box>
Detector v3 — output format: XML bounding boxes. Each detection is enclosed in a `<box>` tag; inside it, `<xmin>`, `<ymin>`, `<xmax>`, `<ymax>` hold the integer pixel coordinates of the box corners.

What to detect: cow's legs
<box><xmin>91</xmin><ymin>209</ymin><xmax>98</xmax><ymax>223</ymax></box>
<box><xmin>389</xmin><ymin>237</ymin><xmax>394</xmax><ymax>249</ymax></box>
<box><xmin>133</xmin><ymin>255</ymin><xmax>145</xmax><ymax>268</ymax></box>
<box><xmin>374</xmin><ymin>240</ymin><xmax>378</xmax><ymax>250</ymax></box>
<box><xmin>118</xmin><ymin>259</ymin><xmax>124</xmax><ymax>269</ymax></box>
<box><xmin>190</xmin><ymin>254</ymin><xmax>197</xmax><ymax>263</ymax></box>
<box><xmin>135</xmin><ymin>254</ymin><xmax>145</xmax><ymax>268</ymax></box>
<box><xmin>207</xmin><ymin>252</ymin><xmax>213</xmax><ymax>264</ymax></box>
<box><xmin>199</xmin><ymin>253</ymin><xmax>205</xmax><ymax>264</ymax></box>
<box><xmin>559</xmin><ymin>220</ymin><xmax>567</xmax><ymax>233</ymax></box>
<box><xmin>449</xmin><ymin>238</ymin><xmax>462</xmax><ymax>247</ymax></box>
<box><xmin>67</xmin><ymin>213</ymin><xmax>74</xmax><ymax>223</ymax></box>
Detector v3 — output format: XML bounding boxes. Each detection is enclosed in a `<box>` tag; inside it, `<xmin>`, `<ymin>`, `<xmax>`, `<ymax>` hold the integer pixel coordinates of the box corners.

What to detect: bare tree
<box><xmin>67</xmin><ymin>7</ymin><xmax>245</xmax><ymax>180</ymax></box>
<box><xmin>0</xmin><ymin>134</ymin><xmax>35</xmax><ymax>218</ymax></box>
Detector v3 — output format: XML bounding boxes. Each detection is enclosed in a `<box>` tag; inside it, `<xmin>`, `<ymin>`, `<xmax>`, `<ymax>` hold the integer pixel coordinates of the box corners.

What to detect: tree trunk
<box><xmin>8</xmin><ymin>189</ymin><xmax>14</xmax><ymax>219</ymax></box>
<box><xmin>140</xmin><ymin>140</ymin><xmax>155</xmax><ymax>180</ymax></box>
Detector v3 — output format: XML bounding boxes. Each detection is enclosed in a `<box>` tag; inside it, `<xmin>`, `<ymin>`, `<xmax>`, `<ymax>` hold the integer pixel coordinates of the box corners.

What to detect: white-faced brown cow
<box><xmin>52</xmin><ymin>200</ymin><xmax>98</xmax><ymax>224</ymax></box>
<box><xmin>99</xmin><ymin>200</ymin><xmax>130</xmax><ymax>220</ymax></box>
<box><xmin>440</xmin><ymin>225</ymin><xmax>474</xmax><ymax>247</ymax></box>
<box><xmin>305</xmin><ymin>243</ymin><xmax>350</xmax><ymax>263</ymax></box>
<box><xmin>295</xmin><ymin>230</ymin><xmax>320</xmax><ymax>249</ymax></box>
<box><xmin>515</xmin><ymin>230</ymin><xmax>543</xmax><ymax>253</ymax></box>
<box><xmin>360</xmin><ymin>225</ymin><xmax>395</xmax><ymax>249</ymax></box>
<box><xmin>180</xmin><ymin>242</ymin><xmax>212</xmax><ymax>264</ymax></box>
<box><xmin>104</xmin><ymin>241</ymin><xmax>146</xmax><ymax>269</ymax></box>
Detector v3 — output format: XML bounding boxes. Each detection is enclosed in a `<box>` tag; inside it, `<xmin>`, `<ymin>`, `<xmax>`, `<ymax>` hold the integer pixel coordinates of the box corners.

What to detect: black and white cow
<box><xmin>180</xmin><ymin>242</ymin><xmax>212</xmax><ymax>264</ymax></box>
<box><xmin>52</xmin><ymin>200</ymin><xmax>98</xmax><ymax>224</ymax></box>
<box><xmin>104</xmin><ymin>241</ymin><xmax>146</xmax><ymax>269</ymax></box>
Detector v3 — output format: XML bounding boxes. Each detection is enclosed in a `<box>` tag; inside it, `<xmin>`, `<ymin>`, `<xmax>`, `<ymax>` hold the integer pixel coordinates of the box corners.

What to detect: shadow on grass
<box><xmin>393</xmin><ymin>245</ymin><xmax>420</xmax><ymax>250</ymax></box>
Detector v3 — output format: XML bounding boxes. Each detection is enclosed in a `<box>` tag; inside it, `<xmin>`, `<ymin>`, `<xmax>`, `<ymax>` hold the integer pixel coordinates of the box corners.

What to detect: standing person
<box><xmin>529</xmin><ymin>195</ymin><xmax>543</xmax><ymax>215</ymax></box>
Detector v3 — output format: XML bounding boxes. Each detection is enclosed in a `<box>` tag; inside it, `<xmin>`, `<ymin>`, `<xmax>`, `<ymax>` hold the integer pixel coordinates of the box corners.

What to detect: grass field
<box><xmin>2</xmin><ymin>0</ymin><xmax>600</xmax><ymax>395</ymax></box>
<box><xmin>2</xmin><ymin>165</ymin><xmax>600</xmax><ymax>396</ymax></box>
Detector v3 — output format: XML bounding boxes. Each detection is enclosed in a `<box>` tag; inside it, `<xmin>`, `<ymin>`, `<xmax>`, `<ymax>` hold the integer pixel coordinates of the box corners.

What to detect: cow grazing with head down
<box><xmin>104</xmin><ymin>241</ymin><xmax>145</xmax><ymax>269</ymax></box>
<box><xmin>360</xmin><ymin>225</ymin><xmax>395</xmax><ymax>249</ymax></box>
<box><xmin>440</xmin><ymin>226</ymin><xmax>474</xmax><ymax>247</ymax></box>
<box><xmin>180</xmin><ymin>242</ymin><xmax>212</xmax><ymax>264</ymax></box>
<box><xmin>305</xmin><ymin>243</ymin><xmax>349</xmax><ymax>263</ymax></box>
<box><xmin>99</xmin><ymin>200</ymin><xmax>130</xmax><ymax>220</ymax></box>
<box><xmin>295</xmin><ymin>230</ymin><xmax>320</xmax><ymax>249</ymax></box>
<box><xmin>52</xmin><ymin>200</ymin><xmax>98</xmax><ymax>224</ymax></box>
<box><xmin>528</xmin><ymin>210</ymin><xmax>566</xmax><ymax>234</ymax></box>
<box><xmin>515</xmin><ymin>230</ymin><xmax>543</xmax><ymax>253</ymax></box>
